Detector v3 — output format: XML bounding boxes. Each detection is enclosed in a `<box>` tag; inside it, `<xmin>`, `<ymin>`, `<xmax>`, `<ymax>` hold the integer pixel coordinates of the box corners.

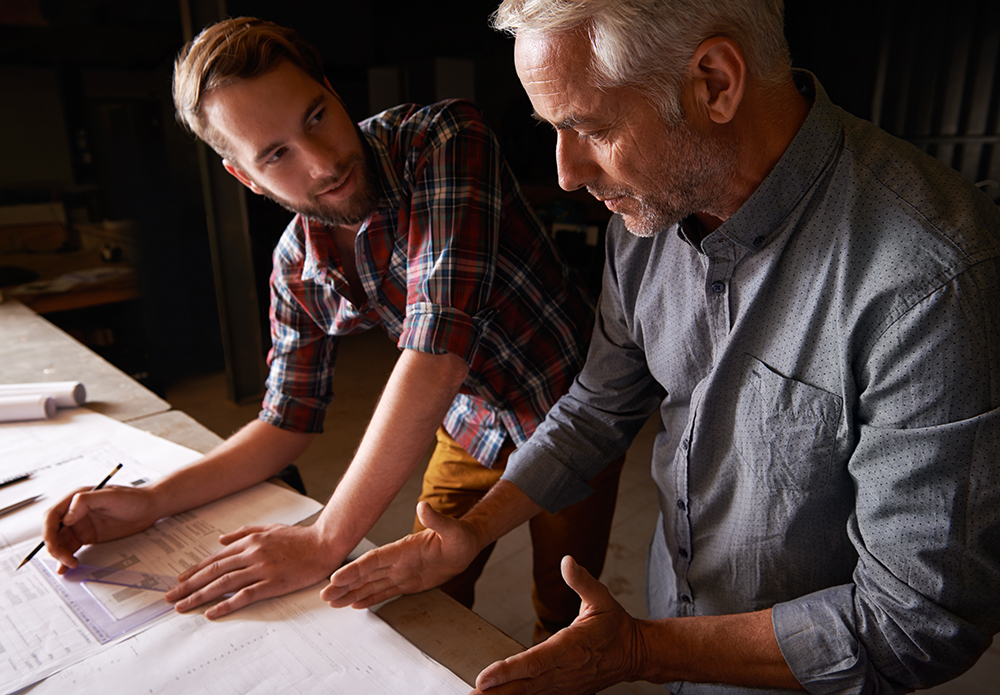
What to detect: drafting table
<box><xmin>0</xmin><ymin>298</ymin><xmax>522</xmax><ymax>688</ymax></box>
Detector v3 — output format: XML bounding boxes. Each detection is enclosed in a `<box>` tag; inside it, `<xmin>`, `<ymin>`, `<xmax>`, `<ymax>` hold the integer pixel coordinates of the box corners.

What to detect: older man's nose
<box><xmin>556</xmin><ymin>132</ymin><xmax>599</xmax><ymax>192</ymax></box>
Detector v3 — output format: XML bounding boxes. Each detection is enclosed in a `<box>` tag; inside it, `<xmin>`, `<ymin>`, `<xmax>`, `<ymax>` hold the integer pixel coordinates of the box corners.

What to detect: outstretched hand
<box><xmin>165</xmin><ymin>523</ymin><xmax>341</xmax><ymax>620</ymax></box>
<box><xmin>472</xmin><ymin>555</ymin><xmax>644</xmax><ymax>695</ymax></box>
<box><xmin>322</xmin><ymin>501</ymin><xmax>482</xmax><ymax>608</ymax></box>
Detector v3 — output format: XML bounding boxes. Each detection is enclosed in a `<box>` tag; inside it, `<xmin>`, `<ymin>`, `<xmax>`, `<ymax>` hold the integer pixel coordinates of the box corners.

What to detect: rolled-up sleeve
<box><xmin>504</xmin><ymin>236</ymin><xmax>665</xmax><ymax>513</ymax></box>
<box><xmin>397</xmin><ymin>105</ymin><xmax>503</xmax><ymax>364</ymax></box>
<box><xmin>260</xmin><ymin>225</ymin><xmax>339</xmax><ymax>433</ymax></box>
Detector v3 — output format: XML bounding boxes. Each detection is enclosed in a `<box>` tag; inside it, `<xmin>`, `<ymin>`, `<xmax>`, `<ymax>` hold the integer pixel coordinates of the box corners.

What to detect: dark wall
<box><xmin>0</xmin><ymin>1</ymin><xmax>535</xmax><ymax>391</ymax></box>
<box><xmin>2</xmin><ymin>1</ymin><xmax>993</xmax><ymax>390</ymax></box>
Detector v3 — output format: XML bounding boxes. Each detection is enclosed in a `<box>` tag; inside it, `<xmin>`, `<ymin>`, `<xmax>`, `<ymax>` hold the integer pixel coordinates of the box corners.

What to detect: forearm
<box><xmin>148</xmin><ymin>419</ymin><xmax>314</xmax><ymax>520</ymax></box>
<box><xmin>312</xmin><ymin>349</ymin><xmax>470</xmax><ymax>559</ymax></box>
<box><xmin>636</xmin><ymin>609</ymin><xmax>801</xmax><ymax>690</ymax></box>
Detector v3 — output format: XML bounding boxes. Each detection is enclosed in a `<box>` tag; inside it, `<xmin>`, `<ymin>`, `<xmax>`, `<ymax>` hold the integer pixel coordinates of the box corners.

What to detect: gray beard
<box><xmin>590</xmin><ymin>121</ymin><xmax>737</xmax><ymax>238</ymax></box>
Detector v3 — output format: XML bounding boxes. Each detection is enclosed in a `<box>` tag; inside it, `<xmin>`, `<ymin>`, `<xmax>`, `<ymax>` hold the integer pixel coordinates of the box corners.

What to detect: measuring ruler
<box><xmin>33</xmin><ymin>558</ymin><xmax>177</xmax><ymax>644</ymax></box>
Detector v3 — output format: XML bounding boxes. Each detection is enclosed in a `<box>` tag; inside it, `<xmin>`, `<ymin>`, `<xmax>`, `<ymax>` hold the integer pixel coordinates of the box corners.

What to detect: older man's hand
<box><xmin>322</xmin><ymin>501</ymin><xmax>482</xmax><ymax>608</ymax></box>
<box><xmin>471</xmin><ymin>555</ymin><xmax>645</xmax><ymax>695</ymax></box>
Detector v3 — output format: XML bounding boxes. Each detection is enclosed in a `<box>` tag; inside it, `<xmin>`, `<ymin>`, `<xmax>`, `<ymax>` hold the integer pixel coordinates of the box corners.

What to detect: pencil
<box><xmin>15</xmin><ymin>462</ymin><xmax>124</xmax><ymax>570</ymax></box>
<box><xmin>0</xmin><ymin>472</ymin><xmax>32</xmax><ymax>489</ymax></box>
<box><xmin>0</xmin><ymin>494</ymin><xmax>42</xmax><ymax>518</ymax></box>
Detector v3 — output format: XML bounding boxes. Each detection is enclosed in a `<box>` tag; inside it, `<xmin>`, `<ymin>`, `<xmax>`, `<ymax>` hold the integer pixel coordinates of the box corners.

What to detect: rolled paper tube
<box><xmin>0</xmin><ymin>395</ymin><xmax>57</xmax><ymax>422</ymax></box>
<box><xmin>0</xmin><ymin>381</ymin><xmax>86</xmax><ymax>407</ymax></box>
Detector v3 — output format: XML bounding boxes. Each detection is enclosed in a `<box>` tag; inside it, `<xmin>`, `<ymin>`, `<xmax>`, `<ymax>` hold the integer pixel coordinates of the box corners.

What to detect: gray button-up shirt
<box><xmin>504</xmin><ymin>74</ymin><xmax>1000</xmax><ymax>694</ymax></box>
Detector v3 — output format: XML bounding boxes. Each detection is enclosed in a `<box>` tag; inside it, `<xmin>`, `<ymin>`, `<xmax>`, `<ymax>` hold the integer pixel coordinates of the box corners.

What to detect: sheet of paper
<box><xmin>24</xmin><ymin>584</ymin><xmax>470</xmax><ymax>695</ymax></box>
<box><xmin>0</xmin><ymin>408</ymin><xmax>202</xmax><ymax>481</ymax></box>
<box><xmin>1</xmin><ymin>479</ymin><xmax>322</xmax><ymax>694</ymax></box>
<box><xmin>0</xmin><ymin>456</ymin><xmax>164</xmax><ymax>551</ymax></box>
<box><xmin>0</xmin><ymin>409</ymin><xmax>204</xmax><ymax>550</ymax></box>
<box><xmin>0</xmin><ymin>407</ymin><xmax>470</xmax><ymax>695</ymax></box>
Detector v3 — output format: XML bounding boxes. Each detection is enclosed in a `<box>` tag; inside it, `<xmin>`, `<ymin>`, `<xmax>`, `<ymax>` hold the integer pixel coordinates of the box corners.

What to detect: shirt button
<box><xmin>676</xmin><ymin>499</ymin><xmax>686</xmax><ymax>511</ymax></box>
<box><xmin>680</xmin><ymin>594</ymin><xmax>691</xmax><ymax>603</ymax></box>
<box><xmin>678</xmin><ymin>548</ymin><xmax>689</xmax><ymax>558</ymax></box>
<box><xmin>681</xmin><ymin>439</ymin><xmax>689</xmax><ymax>451</ymax></box>
<box><xmin>711</xmin><ymin>281</ymin><xmax>725</xmax><ymax>294</ymax></box>
<box><xmin>752</xmin><ymin>236</ymin><xmax>765</xmax><ymax>248</ymax></box>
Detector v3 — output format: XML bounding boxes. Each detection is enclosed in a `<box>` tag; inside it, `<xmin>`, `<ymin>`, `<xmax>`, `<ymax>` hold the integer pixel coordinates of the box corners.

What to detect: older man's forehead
<box><xmin>515</xmin><ymin>32</ymin><xmax>600</xmax><ymax>111</ymax></box>
<box><xmin>515</xmin><ymin>28</ymin><xmax>596</xmax><ymax>78</ymax></box>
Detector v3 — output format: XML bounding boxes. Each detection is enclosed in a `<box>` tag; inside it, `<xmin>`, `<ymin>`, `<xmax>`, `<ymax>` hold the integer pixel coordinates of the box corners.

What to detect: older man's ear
<box><xmin>686</xmin><ymin>36</ymin><xmax>747</xmax><ymax>126</ymax></box>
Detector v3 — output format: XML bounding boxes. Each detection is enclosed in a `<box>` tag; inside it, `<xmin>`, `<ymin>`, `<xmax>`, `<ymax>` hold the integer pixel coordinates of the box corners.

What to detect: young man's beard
<box><xmin>259</xmin><ymin>137</ymin><xmax>380</xmax><ymax>227</ymax></box>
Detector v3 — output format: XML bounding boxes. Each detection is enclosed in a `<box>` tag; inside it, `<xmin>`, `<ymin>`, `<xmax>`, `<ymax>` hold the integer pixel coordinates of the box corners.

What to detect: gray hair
<box><xmin>491</xmin><ymin>0</ymin><xmax>792</xmax><ymax>120</ymax></box>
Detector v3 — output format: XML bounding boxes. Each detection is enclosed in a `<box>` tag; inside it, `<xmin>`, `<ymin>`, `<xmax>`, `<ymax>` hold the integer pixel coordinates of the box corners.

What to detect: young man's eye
<box><xmin>266</xmin><ymin>147</ymin><xmax>287</xmax><ymax>164</ymax></box>
<box><xmin>309</xmin><ymin>107</ymin><xmax>325</xmax><ymax>125</ymax></box>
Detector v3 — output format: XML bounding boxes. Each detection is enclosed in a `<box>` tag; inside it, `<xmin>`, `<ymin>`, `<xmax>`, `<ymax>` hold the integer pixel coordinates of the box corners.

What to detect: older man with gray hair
<box><xmin>326</xmin><ymin>1</ymin><xmax>1000</xmax><ymax>693</ymax></box>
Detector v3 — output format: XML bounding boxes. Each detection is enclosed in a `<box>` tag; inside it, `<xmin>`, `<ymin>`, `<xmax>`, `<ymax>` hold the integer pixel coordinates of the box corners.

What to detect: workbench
<box><xmin>0</xmin><ymin>297</ymin><xmax>522</xmax><ymax>688</ymax></box>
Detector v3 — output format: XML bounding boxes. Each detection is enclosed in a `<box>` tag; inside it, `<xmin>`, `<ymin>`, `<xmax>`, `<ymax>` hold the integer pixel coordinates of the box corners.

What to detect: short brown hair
<box><xmin>172</xmin><ymin>17</ymin><xmax>325</xmax><ymax>155</ymax></box>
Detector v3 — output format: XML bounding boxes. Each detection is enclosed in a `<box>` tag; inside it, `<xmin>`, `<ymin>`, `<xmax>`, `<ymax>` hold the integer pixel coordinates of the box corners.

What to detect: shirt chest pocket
<box><xmin>734</xmin><ymin>355</ymin><xmax>843</xmax><ymax>491</ymax></box>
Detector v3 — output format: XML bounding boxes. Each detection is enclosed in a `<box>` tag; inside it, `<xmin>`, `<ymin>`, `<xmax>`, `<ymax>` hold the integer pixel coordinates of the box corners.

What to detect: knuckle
<box><xmin>237</xmin><ymin>584</ymin><xmax>260</xmax><ymax>603</ymax></box>
<box><xmin>213</xmin><ymin>569</ymin><xmax>241</xmax><ymax>591</ymax></box>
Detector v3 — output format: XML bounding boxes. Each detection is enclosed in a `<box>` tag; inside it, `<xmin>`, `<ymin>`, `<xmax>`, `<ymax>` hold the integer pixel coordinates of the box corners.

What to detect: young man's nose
<box><xmin>303</xmin><ymin>138</ymin><xmax>340</xmax><ymax>179</ymax></box>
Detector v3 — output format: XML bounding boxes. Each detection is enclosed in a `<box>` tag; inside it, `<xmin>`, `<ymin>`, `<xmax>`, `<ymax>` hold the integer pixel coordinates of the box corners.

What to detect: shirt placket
<box><xmin>702</xmin><ymin>237</ymin><xmax>735</xmax><ymax>346</ymax></box>
<box><xmin>673</xmin><ymin>415</ymin><xmax>696</xmax><ymax>616</ymax></box>
<box><xmin>673</xmin><ymin>237</ymin><xmax>736</xmax><ymax>615</ymax></box>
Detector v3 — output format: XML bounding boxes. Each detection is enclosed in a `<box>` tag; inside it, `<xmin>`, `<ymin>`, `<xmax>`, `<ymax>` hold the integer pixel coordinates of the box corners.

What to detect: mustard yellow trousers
<box><xmin>414</xmin><ymin>427</ymin><xmax>625</xmax><ymax>644</ymax></box>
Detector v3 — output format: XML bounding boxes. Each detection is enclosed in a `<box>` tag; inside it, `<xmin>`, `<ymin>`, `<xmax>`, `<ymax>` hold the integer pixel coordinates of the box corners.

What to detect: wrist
<box><xmin>142</xmin><ymin>479</ymin><xmax>178</xmax><ymax>524</ymax></box>
<box><xmin>311</xmin><ymin>509</ymin><xmax>363</xmax><ymax>568</ymax></box>
<box><xmin>457</xmin><ymin>509</ymin><xmax>496</xmax><ymax>556</ymax></box>
<box><xmin>632</xmin><ymin>611</ymin><xmax>800</xmax><ymax>690</ymax></box>
<box><xmin>459</xmin><ymin>479</ymin><xmax>542</xmax><ymax>551</ymax></box>
<box><xmin>633</xmin><ymin>618</ymin><xmax>675</xmax><ymax>684</ymax></box>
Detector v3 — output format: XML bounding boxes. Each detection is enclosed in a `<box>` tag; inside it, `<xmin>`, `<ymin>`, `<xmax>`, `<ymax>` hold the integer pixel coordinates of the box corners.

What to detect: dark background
<box><xmin>2</xmin><ymin>0</ymin><xmax>997</xmax><ymax>396</ymax></box>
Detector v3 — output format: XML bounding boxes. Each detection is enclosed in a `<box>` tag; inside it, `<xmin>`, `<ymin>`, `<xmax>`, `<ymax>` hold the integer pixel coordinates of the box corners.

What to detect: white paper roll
<box><xmin>0</xmin><ymin>381</ymin><xmax>86</xmax><ymax>407</ymax></box>
<box><xmin>0</xmin><ymin>395</ymin><xmax>57</xmax><ymax>422</ymax></box>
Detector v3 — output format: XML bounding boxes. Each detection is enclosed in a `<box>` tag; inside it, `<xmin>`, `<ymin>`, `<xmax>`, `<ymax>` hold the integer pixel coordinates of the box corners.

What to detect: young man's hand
<box><xmin>44</xmin><ymin>486</ymin><xmax>160</xmax><ymax>572</ymax></box>
<box><xmin>165</xmin><ymin>523</ymin><xmax>341</xmax><ymax>619</ymax></box>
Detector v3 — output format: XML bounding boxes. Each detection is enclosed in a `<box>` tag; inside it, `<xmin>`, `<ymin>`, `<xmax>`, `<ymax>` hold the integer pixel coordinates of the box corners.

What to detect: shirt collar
<box><xmin>701</xmin><ymin>70</ymin><xmax>842</xmax><ymax>253</ymax></box>
<box><xmin>362</xmin><ymin>129</ymin><xmax>404</xmax><ymax>215</ymax></box>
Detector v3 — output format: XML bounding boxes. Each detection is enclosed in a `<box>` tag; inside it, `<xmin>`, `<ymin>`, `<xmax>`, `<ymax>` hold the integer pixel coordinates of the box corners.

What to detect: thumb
<box><xmin>62</xmin><ymin>491</ymin><xmax>95</xmax><ymax>526</ymax></box>
<box><xmin>560</xmin><ymin>555</ymin><xmax>612</xmax><ymax>609</ymax></box>
<box><xmin>415</xmin><ymin>500</ymin><xmax>458</xmax><ymax>535</ymax></box>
